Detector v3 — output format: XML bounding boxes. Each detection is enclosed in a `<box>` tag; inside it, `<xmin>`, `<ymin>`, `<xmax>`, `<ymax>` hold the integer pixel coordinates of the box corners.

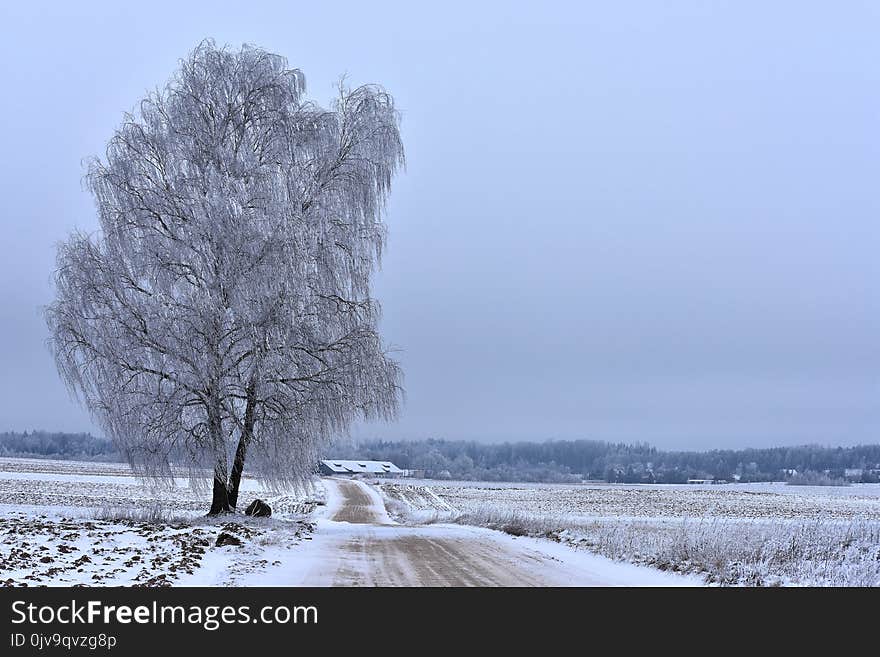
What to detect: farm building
<box><xmin>318</xmin><ymin>460</ymin><xmax>404</xmax><ymax>477</ymax></box>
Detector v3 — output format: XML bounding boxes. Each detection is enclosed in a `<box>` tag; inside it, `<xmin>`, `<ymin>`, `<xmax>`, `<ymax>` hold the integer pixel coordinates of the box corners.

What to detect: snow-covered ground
<box><xmin>4</xmin><ymin>457</ymin><xmax>877</xmax><ymax>586</ymax></box>
<box><xmin>0</xmin><ymin>457</ymin><xmax>318</xmax><ymax>515</ymax></box>
<box><xmin>253</xmin><ymin>478</ymin><xmax>701</xmax><ymax>586</ymax></box>
<box><xmin>380</xmin><ymin>478</ymin><xmax>880</xmax><ymax>521</ymax></box>
<box><xmin>375</xmin><ymin>479</ymin><xmax>880</xmax><ymax>586</ymax></box>
<box><xmin>0</xmin><ymin>458</ymin><xmax>699</xmax><ymax>586</ymax></box>
<box><xmin>0</xmin><ymin>457</ymin><xmax>320</xmax><ymax>586</ymax></box>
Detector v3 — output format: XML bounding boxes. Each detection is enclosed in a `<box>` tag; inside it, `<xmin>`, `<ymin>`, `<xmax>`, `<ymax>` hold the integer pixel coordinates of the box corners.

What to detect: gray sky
<box><xmin>0</xmin><ymin>1</ymin><xmax>877</xmax><ymax>449</ymax></box>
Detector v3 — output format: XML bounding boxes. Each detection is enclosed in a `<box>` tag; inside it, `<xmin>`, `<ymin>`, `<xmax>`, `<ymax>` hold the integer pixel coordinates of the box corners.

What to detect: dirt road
<box><xmin>328</xmin><ymin>478</ymin><xmax>387</xmax><ymax>524</ymax></box>
<box><xmin>275</xmin><ymin>478</ymin><xmax>699</xmax><ymax>587</ymax></box>
<box><xmin>326</xmin><ymin>479</ymin><xmax>548</xmax><ymax>585</ymax></box>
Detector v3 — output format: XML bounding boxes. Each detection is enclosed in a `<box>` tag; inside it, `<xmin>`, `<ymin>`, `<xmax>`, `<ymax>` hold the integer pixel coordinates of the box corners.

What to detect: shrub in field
<box><xmin>786</xmin><ymin>471</ymin><xmax>849</xmax><ymax>486</ymax></box>
<box><xmin>92</xmin><ymin>505</ymin><xmax>193</xmax><ymax>525</ymax></box>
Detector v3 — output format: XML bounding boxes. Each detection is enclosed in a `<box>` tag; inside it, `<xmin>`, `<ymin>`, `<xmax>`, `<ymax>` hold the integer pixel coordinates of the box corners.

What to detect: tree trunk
<box><xmin>227</xmin><ymin>382</ymin><xmax>257</xmax><ymax>509</ymax></box>
<box><xmin>206</xmin><ymin>388</ymin><xmax>232</xmax><ymax>516</ymax></box>
<box><xmin>209</xmin><ymin>467</ymin><xmax>232</xmax><ymax>515</ymax></box>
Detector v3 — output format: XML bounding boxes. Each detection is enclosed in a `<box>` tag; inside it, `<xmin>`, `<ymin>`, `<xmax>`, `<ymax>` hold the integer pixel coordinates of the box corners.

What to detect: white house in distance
<box><xmin>318</xmin><ymin>459</ymin><xmax>404</xmax><ymax>478</ymax></box>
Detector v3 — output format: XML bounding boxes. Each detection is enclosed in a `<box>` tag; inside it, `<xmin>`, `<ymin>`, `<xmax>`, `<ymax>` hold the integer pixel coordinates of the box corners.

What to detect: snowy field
<box><xmin>4</xmin><ymin>457</ymin><xmax>879</xmax><ymax>586</ymax></box>
<box><xmin>380</xmin><ymin>478</ymin><xmax>880</xmax><ymax>521</ymax></box>
<box><xmin>0</xmin><ymin>457</ymin><xmax>320</xmax><ymax>586</ymax></box>
<box><xmin>0</xmin><ymin>458</ymin><xmax>696</xmax><ymax>588</ymax></box>
<box><xmin>377</xmin><ymin>479</ymin><xmax>880</xmax><ymax>586</ymax></box>
<box><xmin>0</xmin><ymin>457</ymin><xmax>318</xmax><ymax>514</ymax></box>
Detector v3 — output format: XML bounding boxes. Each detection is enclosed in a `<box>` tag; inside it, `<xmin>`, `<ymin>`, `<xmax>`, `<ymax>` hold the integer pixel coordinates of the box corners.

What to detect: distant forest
<box><xmin>3</xmin><ymin>431</ymin><xmax>880</xmax><ymax>483</ymax></box>
<box><xmin>0</xmin><ymin>431</ymin><xmax>119</xmax><ymax>462</ymax></box>
<box><xmin>341</xmin><ymin>439</ymin><xmax>880</xmax><ymax>484</ymax></box>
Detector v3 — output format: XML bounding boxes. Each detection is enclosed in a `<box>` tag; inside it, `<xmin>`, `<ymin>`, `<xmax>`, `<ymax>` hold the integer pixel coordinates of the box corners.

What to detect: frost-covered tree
<box><xmin>45</xmin><ymin>41</ymin><xmax>404</xmax><ymax>514</ymax></box>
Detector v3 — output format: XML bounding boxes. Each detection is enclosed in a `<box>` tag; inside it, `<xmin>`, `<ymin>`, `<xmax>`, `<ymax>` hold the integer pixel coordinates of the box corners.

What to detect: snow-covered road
<box><xmin>253</xmin><ymin>479</ymin><xmax>701</xmax><ymax>587</ymax></box>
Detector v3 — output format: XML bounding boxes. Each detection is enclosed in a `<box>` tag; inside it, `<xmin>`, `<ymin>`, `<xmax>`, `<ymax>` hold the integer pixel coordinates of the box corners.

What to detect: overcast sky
<box><xmin>0</xmin><ymin>1</ymin><xmax>877</xmax><ymax>449</ymax></box>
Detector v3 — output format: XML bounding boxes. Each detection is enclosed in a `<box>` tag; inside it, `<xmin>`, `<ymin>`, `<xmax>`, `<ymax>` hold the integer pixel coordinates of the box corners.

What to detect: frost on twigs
<box><xmin>45</xmin><ymin>40</ymin><xmax>405</xmax><ymax>512</ymax></box>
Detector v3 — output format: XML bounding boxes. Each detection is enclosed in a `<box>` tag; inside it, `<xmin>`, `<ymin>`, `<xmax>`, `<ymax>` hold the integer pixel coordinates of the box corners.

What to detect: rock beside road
<box><xmin>245</xmin><ymin>499</ymin><xmax>272</xmax><ymax>518</ymax></box>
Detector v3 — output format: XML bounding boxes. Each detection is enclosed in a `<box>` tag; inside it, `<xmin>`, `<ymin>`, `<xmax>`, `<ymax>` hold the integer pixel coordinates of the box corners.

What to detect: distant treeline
<box><xmin>344</xmin><ymin>439</ymin><xmax>880</xmax><ymax>484</ymax></box>
<box><xmin>0</xmin><ymin>431</ymin><xmax>120</xmax><ymax>462</ymax></box>
<box><xmin>4</xmin><ymin>431</ymin><xmax>880</xmax><ymax>484</ymax></box>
